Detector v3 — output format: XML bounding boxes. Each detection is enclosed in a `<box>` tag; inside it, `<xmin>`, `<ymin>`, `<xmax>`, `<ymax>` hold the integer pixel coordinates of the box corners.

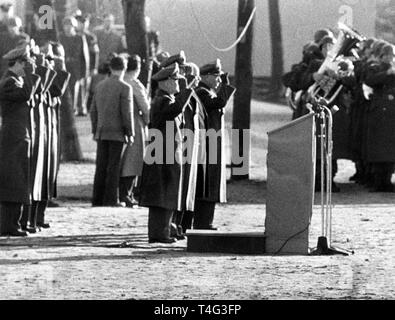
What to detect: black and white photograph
<box><xmin>0</xmin><ymin>0</ymin><xmax>393</xmax><ymax>307</ymax></box>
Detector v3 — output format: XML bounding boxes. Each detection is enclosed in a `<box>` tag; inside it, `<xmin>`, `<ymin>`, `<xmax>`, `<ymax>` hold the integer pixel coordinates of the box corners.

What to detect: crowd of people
<box><xmin>283</xmin><ymin>27</ymin><xmax>395</xmax><ymax>193</ymax></box>
<box><xmin>0</xmin><ymin>5</ymin><xmax>237</xmax><ymax>244</ymax></box>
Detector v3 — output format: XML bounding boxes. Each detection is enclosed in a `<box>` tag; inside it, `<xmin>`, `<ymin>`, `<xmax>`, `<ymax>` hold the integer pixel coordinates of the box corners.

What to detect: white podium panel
<box><xmin>265</xmin><ymin>114</ymin><xmax>316</xmax><ymax>255</ymax></box>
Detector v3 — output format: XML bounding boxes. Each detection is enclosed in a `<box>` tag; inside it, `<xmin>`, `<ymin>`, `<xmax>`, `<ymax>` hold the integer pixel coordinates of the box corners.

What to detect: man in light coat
<box><xmin>90</xmin><ymin>55</ymin><xmax>134</xmax><ymax>207</ymax></box>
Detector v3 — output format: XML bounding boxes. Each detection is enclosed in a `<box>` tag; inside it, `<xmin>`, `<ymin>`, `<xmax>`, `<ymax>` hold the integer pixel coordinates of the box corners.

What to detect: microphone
<box><xmin>315</xmin><ymin>97</ymin><xmax>340</xmax><ymax>115</ymax></box>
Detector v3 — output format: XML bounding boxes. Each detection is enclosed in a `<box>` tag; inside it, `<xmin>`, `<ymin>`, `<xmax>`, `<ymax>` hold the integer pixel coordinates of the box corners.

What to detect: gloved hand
<box><xmin>178</xmin><ymin>76</ymin><xmax>188</xmax><ymax>91</ymax></box>
<box><xmin>53</xmin><ymin>57</ymin><xmax>66</xmax><ymax>71</ymax></box>
<box><xmin>36</xmin><ymin>53</ymin><xmax>46</xmax><ymax>67</ymax></box>
<box><xmin>220</xmin><ymin>72</ymin><xmax>230</xmax><ymax>85</ymax></box>
<box><xmin>24</xmin><ymin>59</ymin><xmax>36</xmax><ymax>76</ymax></box>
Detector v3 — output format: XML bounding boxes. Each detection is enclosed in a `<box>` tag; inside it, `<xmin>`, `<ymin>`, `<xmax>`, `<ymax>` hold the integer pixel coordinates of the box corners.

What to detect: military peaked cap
<box><xmin>200</xmin><ymin>59</ymin><xmax>224</xmax><ymax>76</ymax></box>
<box><xmin>152</xmin><ymin>63</ymin><xmax>183</xmax><ymax>82</ymax></box>
<box><xmin>159</xmin><ymin>51</ymin><xmax>186</xmax><ymax>69</ymax></box>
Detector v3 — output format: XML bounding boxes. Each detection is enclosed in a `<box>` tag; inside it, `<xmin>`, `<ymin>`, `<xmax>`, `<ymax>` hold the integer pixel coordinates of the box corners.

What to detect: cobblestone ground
<box><xmin>0</xmin><ymin>101</ymin><xmax>394</xmax><ymax>300</ymax></box>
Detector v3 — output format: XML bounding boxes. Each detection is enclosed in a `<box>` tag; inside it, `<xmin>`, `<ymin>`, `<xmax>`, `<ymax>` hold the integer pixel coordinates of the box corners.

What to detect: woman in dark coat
<box><xmin>364</xmin><ymin>44</ymin><xmax>395</xmax><ymax>192</ymax></box>
<box><xmin>139</xmin><ymin>63</ymin><xmax>193</xmax><ymax>244</ymax></box>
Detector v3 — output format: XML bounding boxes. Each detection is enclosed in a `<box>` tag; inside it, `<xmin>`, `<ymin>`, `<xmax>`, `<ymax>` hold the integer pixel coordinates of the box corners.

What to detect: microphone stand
<box><xmin>310</xmin><ymin>97</ymin><xmax>352</xmax><ymax>256</ymax></box>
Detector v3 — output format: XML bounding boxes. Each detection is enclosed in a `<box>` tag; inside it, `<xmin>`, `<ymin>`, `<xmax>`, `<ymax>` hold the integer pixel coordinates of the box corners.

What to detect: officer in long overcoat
<box><xmin>139</xmin><ymin>63</ymin><xmax>193</xmax><ymax>244</ymax></box>
<box><xmin>0</xmin><ymin>46</ymin><xmax>41</xmax><ymax>237</ymax></box>
<box><xmin>20</xmin><ymin>48</ymin><xmax>53</xmax><ymax>233</ymax></box>
<box><xmin>193</xmin><ymin>59</ymin><xmax>236</xmax><ymax>230</ymax></box>
<box><xmin>27</xmin><ymin>44</ymin><xmax>71</xmax><ymax>231</ymax></box>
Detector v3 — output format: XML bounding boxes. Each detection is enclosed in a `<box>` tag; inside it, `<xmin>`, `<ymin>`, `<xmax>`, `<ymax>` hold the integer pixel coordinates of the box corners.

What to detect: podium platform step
<box><xmin>186</xmin><ymin>231</ymin><xmax>266</xmax><ymax>255</ymax></box>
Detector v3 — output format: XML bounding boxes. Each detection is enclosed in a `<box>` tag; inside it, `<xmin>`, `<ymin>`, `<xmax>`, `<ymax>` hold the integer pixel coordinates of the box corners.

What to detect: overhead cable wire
<box><xmin>189</xmin><ymin>0</ymin><xmax>257</xmax><ymax>52</ymax></box>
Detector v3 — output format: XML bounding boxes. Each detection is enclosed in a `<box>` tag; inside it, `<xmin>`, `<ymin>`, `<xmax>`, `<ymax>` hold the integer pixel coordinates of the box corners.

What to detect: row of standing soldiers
<box><xmin>139</xmin><ymin>53</ymin><xmax>236</xmax><ymax>243</ymax></box>
<box><xmin>90</xmin><ymin>50</ymin><xmax>235</xmax><ymax>244</ymax></box>
<box><xmin>0</xmin><ymin>41</ymin><xmax>70</xmax><ymax>237</ymax></box>
<box><xmin>283</xmin><ymin>28</ymin><xmax>395</xmax><ymax>193</ymax></box>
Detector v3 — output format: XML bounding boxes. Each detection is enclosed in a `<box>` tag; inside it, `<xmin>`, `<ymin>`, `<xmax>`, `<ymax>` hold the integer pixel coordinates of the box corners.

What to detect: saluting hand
<box><xmin>124</xmin><ymin>135</ymin><xmax>134</xmax><ymax>146</ymax></box>
<box><xmin>220</xmin><ymin>72</ymin><xmax>230</xmax><ymax>85</ymax></box>
<box><xmin>36</xmin><ymin>53</ymin><xmax>46</xmax><ymax>67</ymax></box>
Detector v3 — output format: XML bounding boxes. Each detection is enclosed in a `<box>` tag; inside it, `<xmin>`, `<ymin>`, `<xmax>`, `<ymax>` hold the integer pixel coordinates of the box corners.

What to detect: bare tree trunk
<box><xmin>232</xmin><ymin>0</ymin><xmax>255</xmax><ymax>180</ymax></box>
<box><xmin>268</xmin><ymin>0</ymin><xmax>284</xmax><ymax>99</ymax></box>
<box><xmin>122</xmin><ymin>0</ymin><xmax>149</xmax><ymax>86</ymax></box>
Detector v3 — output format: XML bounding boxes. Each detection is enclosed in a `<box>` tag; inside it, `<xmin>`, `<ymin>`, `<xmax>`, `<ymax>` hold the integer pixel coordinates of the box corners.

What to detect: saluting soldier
<box><xmin>30</xmin><ymin>43</ymin><xmax>71</xmax><ymax>230</ymax></box>
<box><xmin>0</xmin><ymin>46</ymin><xmax>41</xmax><ymax>237</ymax></box>
<box><xmin>47</xmin><ymin>43</ymin><xmax>71</xmax><ymax>206</ymax></box>
<box><xmin>139</xmin><ymin>63</ymin><xmax>194</xmax><ymax>244</ymax></box>
<box><xmin>193</xmin><ymin>59</ymin><xmax>236</xmax><ymax>230</ymax></box>
<box><xmin>364</xmin><ymin>44</ymin><xmax>395</xmax><ymax>192</ymax></box>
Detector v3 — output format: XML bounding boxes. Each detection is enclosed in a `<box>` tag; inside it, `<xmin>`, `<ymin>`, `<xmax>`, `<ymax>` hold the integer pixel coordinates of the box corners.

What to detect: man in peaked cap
<box><xmin>314</xmin><ymin>28</ymin><xmax>334</xmax><ymax>45</ymax></box>
<box><xmin>139</xmin><ymin>62</ymin><xmax>195</xmax><ymax>244</ymax></box>
<box><xmin>191</xmin><ymin>59</ymin><xmax>236</xmax><ymax>231</ymax></box>
<box><xmin>159</xmin><ymin>51</ymin><xmax>187</xmax><ymax>69</ymax></box>
<box><xmin>0</xmin><ymin>45</ymin><xmax>41</xmax><ymax>237</ymax></box>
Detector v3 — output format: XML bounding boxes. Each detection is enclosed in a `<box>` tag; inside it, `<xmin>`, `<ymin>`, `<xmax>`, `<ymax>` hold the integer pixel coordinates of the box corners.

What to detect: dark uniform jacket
<box><xmin>195</xmin><ymin>82</ymin><xmax>236</xmax><ymax>203</ymax></box>
<box><xmin>349</xmin><ymin>58</ymin><xmax>370</xmax><ymax>161</ymax></box>
<box><xmin>48</xmin><ymin>69</ymin><xmax>71</xmax><ymax>198</ymax></box>
<box><xmin>0</xmin><ymin>70</ymin><xmax>40</xmax><ymax>204</ymax></box>
<box><xmin>32</xmin><ymin>65</ymin><xmax>57</xmax><ymax>201</ymax></box>
<box><xmin>139</xmin><ymin>88</ymin><xmax>193</xmax><ymax>211</ymax></box>
<box><xmin>364</xmin><ymin>61</ymin><xmax>395</xmax><ymax>162</ymax></box>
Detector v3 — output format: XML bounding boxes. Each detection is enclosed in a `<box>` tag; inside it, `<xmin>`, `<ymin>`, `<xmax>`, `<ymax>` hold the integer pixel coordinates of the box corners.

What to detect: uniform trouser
<box><xmin>193</xmin><ymin>200</ymin><xmax>216</xmax><ymax>230</ymax></box>
<box><xmin>171</xmin><ymin>211</ymin><xmax>186</xmax><ymax>236</ymax></box>
<box><xmin>371</xmin><ymin>163</ymin><xmax>394</xmax><ymax>190</ymax></box>
<box><xmin>92</xmin><ymin>140</ymin><xmax>124</xmax><ymax>206</ymax></box>
<box><xmin>180</xmin><ymin>210</ymin><xmax>194</xmax><ymax>234</ymax></box>
<box><xmin>148</xmin><ymin>207</ymin><xmax>174</xmax><ymax>240</ymax></box>
<box><xmin>21</xmin><ymin>201</ymin><xmax>49</xmax><ymax>229</ymax></box>
<box><xmin>75</xmin><ymin>77</ymin><xmax>89</xmax><ymax>115</ymax></box>
<box><xmin>119</xmin><ymin>176</ymin><xmax>136</xmax><ymax>201</ymax></box>
<box><xmin>0</xmin><ymin>202</ymin><xmax>23</xmax><ymax>234</ymax></box>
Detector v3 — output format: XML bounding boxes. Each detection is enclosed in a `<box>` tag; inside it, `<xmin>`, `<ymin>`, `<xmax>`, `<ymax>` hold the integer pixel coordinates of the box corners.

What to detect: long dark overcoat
<box><xmin>195</xmin><ymin>82</ymin><xmax>236</xmax><ymax>204</ymax></box>
<box><xmin>364</xmin><ymin>61</ymin><xmax>395</xmax><ymax>163</ymax></box>
<box><xmin>139</xmin><ymin>88</ymin><xmax>193</xmax><ymax>211</ymax></box>
<box><xmin>32</xmin><ymin>66</ymin><xmax>57</xmax><ymax>201</ymax></box>
<box><xmin>48</xmin><ymin>70</ymin><xmax>71</xmax><ymax>198</ymax></box>
<box><xmin>178</xmin><ymin>92</ymin><xmax>207</xmax><ymax>211</ymax></box>
<box><xmin>0</xmin><ymin>70</ymin><xmax>40</xmax><ymax>204</ymax></box>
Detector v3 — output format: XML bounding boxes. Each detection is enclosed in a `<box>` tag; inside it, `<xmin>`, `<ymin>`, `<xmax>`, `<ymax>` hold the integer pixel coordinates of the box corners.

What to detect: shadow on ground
<box><xmin>56</xmin><ymin>180</ymin><xmax>395</xmax><ymax>206</ymax></box>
